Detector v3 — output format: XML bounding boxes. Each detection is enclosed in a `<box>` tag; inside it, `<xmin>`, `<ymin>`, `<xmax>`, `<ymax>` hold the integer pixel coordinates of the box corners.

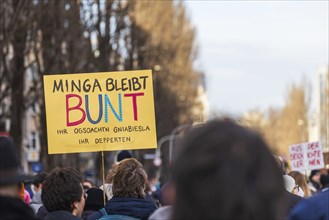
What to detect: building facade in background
<box><xmin>310</xmin><ymin>66</ymin><xmax>329</xmax><ymax>152</ymax></box>
<box><xmin>309</xmin><ymin>66</ymin><xmax>329</xmax><ymax>167</ymax></box>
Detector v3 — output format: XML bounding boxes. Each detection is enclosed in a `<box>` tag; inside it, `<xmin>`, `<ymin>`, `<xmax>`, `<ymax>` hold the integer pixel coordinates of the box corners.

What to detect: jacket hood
<box><xmin>105</xmin><ymin>197</ymin><xmax>157</xmax><ymax>220</ymax></box>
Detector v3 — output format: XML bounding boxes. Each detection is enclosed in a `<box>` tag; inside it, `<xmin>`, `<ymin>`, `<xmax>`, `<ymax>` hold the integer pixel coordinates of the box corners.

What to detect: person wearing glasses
<box><xmin>41</xmin><ymin>167</ymin><xmax>87</xmax><ymax>220</ymax></box>
<box><xmin>288</xmin><ymin>171</ymin><xmax>311</xmax><ymax>197</ymax></box>
<box><xmin>283</xmin><ymin>175</ymin><xmax>304</xmax><ymax>215</ymax></box>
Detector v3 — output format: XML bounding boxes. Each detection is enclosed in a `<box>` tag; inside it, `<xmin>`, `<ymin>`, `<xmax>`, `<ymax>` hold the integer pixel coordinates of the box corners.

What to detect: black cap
<box><xmin>117</xmin><ymin>150</ymin><xmax>132</xmax><ymax>162</ymax></box>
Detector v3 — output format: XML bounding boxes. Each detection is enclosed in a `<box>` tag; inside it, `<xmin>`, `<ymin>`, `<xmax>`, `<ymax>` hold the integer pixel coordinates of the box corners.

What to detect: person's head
<box><xmin>283</xmin><ymin>175</ymin><xmax>298</xmax><ymax>194</ymax></box>
<box><xmin>112</xmin><ymin>158</ymin><xmax>147</xmax><ymax>198</ymax></box>
<box><xmin>84</xmin><ymin>188</ymin><xmax>107</xmax><ymax>211</ymax></box>
<box><xmin>0</xmin><ymin>136</ymin><xmax>32</xmax><ymax>198</ymax></box>
<box><xmin>42</xmin><ymin>167</ymin><xmax>85</xmax><ymax>217</ymax></box>
<box><xmin>82</xmin><ymin>179</ymin><xmax>94</xmax><ymax>191</ymax></box>
<box><xmin>288</xmin><ymin>171</ymin><xmax>310</xmax><ymax>197</ymax></box>
<box><xmin>32</xmin><ymin>172</ymin><xmax>47</xmax><ymax>193</ymax></box>
<box><xmin>309</xmin><ymin>170</ymin><xmax>321</xmax><ymax>184</ymax></box>
<box><xmin>116</xmin><ymin>150</ymin><xmax>132</xmax><ymax>162</ymax></box>
<box><xmin>320</xmin><ymin>174</ymin><xmax>329</xmax><ymax>188</ymax></box>
<box><xmin>172</xmin><ymin>119</ymin><xmax>286</xmax><ymax>220</ymax></box>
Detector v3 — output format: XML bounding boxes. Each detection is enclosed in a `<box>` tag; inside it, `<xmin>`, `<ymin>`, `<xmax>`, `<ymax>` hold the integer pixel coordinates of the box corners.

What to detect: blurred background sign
<box><xmin>31</xmin><ymin>162</ymin><xmax>43</xmax><ymax>173</ymax></box>
<box><xmin>27</xmin><ymin>150</ymin><xmax>40</xmax><ymax>162</ymax></box>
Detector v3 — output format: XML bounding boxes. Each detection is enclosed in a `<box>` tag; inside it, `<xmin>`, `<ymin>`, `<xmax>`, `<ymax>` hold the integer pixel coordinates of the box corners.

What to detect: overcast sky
<box><xmin>185</xmin><ymin>1</ymin><xmax>328</xmax><ymax>116</ymax></box>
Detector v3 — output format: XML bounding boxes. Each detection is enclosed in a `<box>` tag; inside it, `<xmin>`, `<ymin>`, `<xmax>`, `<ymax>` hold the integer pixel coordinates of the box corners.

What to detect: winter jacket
<box><xmin>82</xmin><ymin>210</ymin><xmax>98</xmax><ymax>220</ymax></box>
<box><xmin>284</xmin><ymin>191</ymin><xmax>304</xmax><ymax>216</ymax></box>
<box><xmin>44</xmin><ymin>210</ymin><xmax>82</xmax><ymax>220</ymax></box>
<box><xmin>87</xmin><ymin>197</ymin><xmax>157</xmax><ymax>220</ymax></box>
<box><xmin>36</xmin><ymin>205</ymin><xmax>48</xmax><ymax>219</ymax></box>
<box><xmin>289</xmin><ymin>190</ymin><xmax>329</xmax><ymax>220</ymax></box>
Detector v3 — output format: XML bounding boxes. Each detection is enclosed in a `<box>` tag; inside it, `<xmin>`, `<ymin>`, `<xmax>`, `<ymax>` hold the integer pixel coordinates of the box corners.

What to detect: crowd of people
<box><xmin>1</xmin><ymin>119</ymin><xmax>328</xmax><ymax>220</ymax></box>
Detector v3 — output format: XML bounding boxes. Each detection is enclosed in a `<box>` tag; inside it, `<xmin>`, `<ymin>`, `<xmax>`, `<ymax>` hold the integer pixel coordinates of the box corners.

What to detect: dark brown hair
<box><xmin>173</xmin><ymin>119</ymin><xmax>286</xmax><ymax>220</ymax></box>
<box><xmin>112</xmin><ymin>158</ymin><xmax>147</xmax><ymax>198</ymax></box>
<box><xmin>42</xmin><ymin>167</ymin><xmax>82</xmax><ymax>212</ymax></box>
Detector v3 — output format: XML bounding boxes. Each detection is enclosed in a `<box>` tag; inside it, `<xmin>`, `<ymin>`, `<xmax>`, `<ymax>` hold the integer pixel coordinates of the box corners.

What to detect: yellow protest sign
<box><xmin>43</xmin><ymin>70</ymin><xmax>157</xmax><ymax>154</ymax></box>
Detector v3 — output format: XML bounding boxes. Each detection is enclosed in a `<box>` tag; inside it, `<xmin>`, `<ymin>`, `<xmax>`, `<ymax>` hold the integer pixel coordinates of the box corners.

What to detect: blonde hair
<box><xmin>288</xmin><ymin>171</ymin><xmax>311</xmax><ymax>197</ymax></box>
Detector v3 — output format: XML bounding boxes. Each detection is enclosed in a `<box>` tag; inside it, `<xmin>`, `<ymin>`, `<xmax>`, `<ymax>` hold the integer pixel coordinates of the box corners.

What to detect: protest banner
<box><xmin>43</xmin><ymin>70</ymin><xmax>157</xmax><ymax>154</ymax></box>
<box><xmin>289</xmin><ymin>141</ymin><xmax>324</xmax><ymax>171</ymax></box>
<box><xmin>289</xmin><ymin>143</ymin><xmax>304</xmax><ymax>171</ymax></box>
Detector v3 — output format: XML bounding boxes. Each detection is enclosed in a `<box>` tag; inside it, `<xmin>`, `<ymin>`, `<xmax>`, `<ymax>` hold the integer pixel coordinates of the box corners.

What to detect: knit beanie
<box><xmin>283</xmin><ymin>175</ymin><xmax>295</xmax><ymax>192</ymax></box>
<box><xmin>84</xmin><ymin>188</ymin><xmax>107</xmax><ymax>211</ymax></box>
<box><xmin>309</xmin><ymin>170</ymin><xmax>320</xmax><ymax>180</ymax></box>
<box><xmin>117</xmin><ymin>150</ymin><xmax>132</xmax><ymax>162</ymax></box>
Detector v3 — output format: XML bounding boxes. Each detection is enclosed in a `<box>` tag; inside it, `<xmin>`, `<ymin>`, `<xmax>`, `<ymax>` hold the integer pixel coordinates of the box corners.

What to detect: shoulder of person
<box><xmin>98</xmin><ymin>208</ymin><xmax>140</xmax><ymax>220</ymax></box>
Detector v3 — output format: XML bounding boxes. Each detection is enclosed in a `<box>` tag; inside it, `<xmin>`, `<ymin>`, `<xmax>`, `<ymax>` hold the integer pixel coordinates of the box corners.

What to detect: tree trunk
<box><xmin>9</xmin><ymin>0</ymin><xmax>30</xmax><ymax>160</ymax></box>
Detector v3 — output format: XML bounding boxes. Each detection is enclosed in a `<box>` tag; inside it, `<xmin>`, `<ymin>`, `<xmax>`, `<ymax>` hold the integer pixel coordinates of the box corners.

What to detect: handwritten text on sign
<box><xmin>43</xmin><ymin>70</ymin><xmax>157</xmax><ymax>154</ymax></box>
<box><xmin>289</xmin><ymin>142</ymin><xmax>324</xmax><ymax>171</ymax></box>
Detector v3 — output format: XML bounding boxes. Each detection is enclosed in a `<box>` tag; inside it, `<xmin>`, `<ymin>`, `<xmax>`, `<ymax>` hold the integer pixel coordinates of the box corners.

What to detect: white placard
<box><xmin>289</xmin><ymin>141</ymin><xmax>324</xmax><ymax>171</ymax></box>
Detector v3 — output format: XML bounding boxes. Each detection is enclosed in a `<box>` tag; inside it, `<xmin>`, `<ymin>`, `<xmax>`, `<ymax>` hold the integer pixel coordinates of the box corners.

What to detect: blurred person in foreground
<box><xmin>289</xmin><ymin>189</ymin><xmax>329</xmax><ymax>220</ymax></box>
<box><xmin>88</xmin><ymin>158</ymin><xmax>157</xmax><ymax>220</ymax></box>
<box><xmin>172</xmin><ymin>119</ymin><xmax>287</xmax><ymax>220</ymax></box>
<box><xmin>0</xmin><ymin>136</ymin><xmax>38</xmax><ymax>220</ymax></box>
<box><xmin>41</xmin><ymin>167</ymin><xmax>86</xmax><ymax>220</ymax></box>
<box><xmin>288</xmin><ymin>171</ymin><xmax>311</xmax><ymax>197</ymax></box>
